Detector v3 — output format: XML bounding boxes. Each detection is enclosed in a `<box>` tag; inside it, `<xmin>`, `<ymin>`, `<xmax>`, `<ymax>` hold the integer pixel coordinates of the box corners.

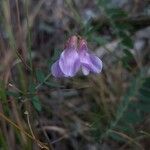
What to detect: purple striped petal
<box><xmin>79</xmin><ymin>39</ymin><xmax>102</xmax><ymax>74</ymax></box>
<box><xmin>59</xmin><ymin>48</ymin><xmax>80</xmax><ymax>77</ymax></box>
<box><xmin>88</xmin><ymin>54</ymin><xmax>102</xmax><ymax>73</ymax></box>
<box><xmin>51</xmin><ymin>60</ymin><xmax>64</xmax><ymax>77</ymax></box>
<box><xmin>80</xmin><ymin>52</ymin><xmax>102</xmax><ymax>74</ymax></box>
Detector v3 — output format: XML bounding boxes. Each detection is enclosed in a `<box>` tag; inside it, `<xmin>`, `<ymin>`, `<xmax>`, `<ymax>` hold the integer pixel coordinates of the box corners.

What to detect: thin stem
<box><xmin>0</xmin><ymin>112</ymin><xmax>49</xmax><ymax>149</ymax></box>
<box><xmin>25</xmin><ymin>111</ymin><xmax>36</xmax><ymax>139</ymax></box>
<box><xmin>25</xmin><ymin>0</ymin><xmax>33</xmax><ymax>74</ymax></box>
<box><xmin>36</xmin><ymin>73</ymin><xmax>51</xmax><ymax>90</ymax></box>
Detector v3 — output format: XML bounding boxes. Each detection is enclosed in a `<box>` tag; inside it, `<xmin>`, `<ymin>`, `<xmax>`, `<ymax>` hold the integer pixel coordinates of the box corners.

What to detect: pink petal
<box><xmin>51</xmin><ymin>60</ymin><xmax>64</xmax><ymax>77</ymax></box>
<box><xmin>88</xmin><ymin>54</ymin><xmax>102</xmax><ymax>73</ymax></box>
<box><xmin>65</xmin><ymin>35</ymin><xmax>78</xmax><ymax>49</ymax></box>
<box><xmin>79</xmin><ymin>39</ymin><xmax>102</xmax><ymax>74</ymax></box>
<box><xmin>59</xmin><ymin>48</ymin><xmax>81</xmax><ymax>77</ymax></box>
<box><xmin>79</xmin><ymin>50</ymin><xmax>102</xmax><ymax>74</ymax></box>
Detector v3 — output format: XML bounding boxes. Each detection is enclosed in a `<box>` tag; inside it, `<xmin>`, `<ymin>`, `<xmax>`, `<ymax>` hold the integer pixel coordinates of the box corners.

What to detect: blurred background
<box><xmin>0</xmin><ymin>0</ymin><xmax>150</xmax><ymax>150</ymax></box>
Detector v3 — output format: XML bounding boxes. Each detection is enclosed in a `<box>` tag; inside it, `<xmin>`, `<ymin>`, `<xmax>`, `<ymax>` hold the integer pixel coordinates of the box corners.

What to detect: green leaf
<box><xmin>6</xmin><ymin>91</ymin><xmax>20</xmax><ymax>97</ymax></box>
<box><xmin>123</xmin><ymin>111</ymin><xmax>142</xmax><ymax>124</ymax></box>
<box><xmin>97</xmin><ymin>0</ymin><xmax>110</xmax><ymax>6</ymax></box>
<box><xmin>137</xmin><ymin>103</ymin><xmax>150</xmax><ymax>113</ymax></box>
<box><xmin>140</xmin><ymin>88</ymin><xmax>150</xmax><ymax>97</ymax></box>
<box><xmin>28</xmin><ymin>82</ymin><xmax>36</xmax><ymax>94</ymax></box>
<box><xmin>122</xmin><ymin>49</ymin><xmax>135</xmax><ymax>69</ymax></box>
<box><xmin>122</xmin><ymin>38</ymin><xmax>133</xmax><ymax>49</ymax></box>
<box><xmin>119</xmin><ymin>32</ymin><xmax>133</xmax><ymax>48</ymax></box>
<box><xmin>32</xmin><ymin>96</ymin><xmax>42</xmax><ymax>112</ymax></box>
<box><xmin>122</xmin><ymin>58</ymin><xmax>131</xmax><ymax>69</ymax></box>
<box><xmin>139</xmin><ymin>94</ymin><xmax>150</xmax><ymax>103</ymax></box>
<box><xmin>115</xmin><ymin>23</ymin><xmax>132</xmax><ymax>30</ymax></box>
<box><xmin>36</xmin><ymin>69</ymin><xmax>45</xmax><ymax>83</ymax></box>
<box><xmin>92</xmin><ymin>36</ymin><xmax>108</xmax><ymax>45</ymax></box>
<box><xmin>123</xmin><ymin>49</ymin><xmax>134</xmax><ymax>59</ymax></box>
<box><xmin>142</xmin><ymin>77</ymin><xmax>150</xmax><ymax>88</ymax></box>
<box><xmin>130</xmin><ymin>102</ymin><xmax>150</xmax><ymax>113</ymax></box>
<box><xmin>107</xmin><ymin>8</ymin><xmax>128</xmax><ymax>19</ymax></box>
<box><xmin>139</xmin><ymin>77</ymin><xmax>150</xmax><ymax>103</ymax></box>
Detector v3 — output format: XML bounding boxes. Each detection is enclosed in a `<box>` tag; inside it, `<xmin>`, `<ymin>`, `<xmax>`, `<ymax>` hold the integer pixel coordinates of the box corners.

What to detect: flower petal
<box><xmin>65</xmin><ymin>35</ymin><xmax>78</xmax><ymax>49</ymax></box>
<box><xmin>80</xmin><ymin>52</ymin><xmax>102</xmax><ymax>74</ymax></box>
<box><xmin>79</xmin><ymin>39</ymin><xmax>102</xmax><ymax>74</ymax></box>
<box><xmin>59</xmin><ymin>48</ymin><xmax>81</xmax><ymax>77</ymax></box>
<box><xmin>80</xmin><ymin>53</ymin><xmax>102</xmax><ymax>73</ymax></box>
<box><xmin>82</xmin><ymin>66</ymin><xmax>90</xmax><ymax>75</ymax></box>
<box><xmin>89</xmin><ymin>54</ymin><xmax>102</xmax><ymax>73</ymax></box>
<box><xmin>51</xmin><ymin>60</ymin><xmax>64</xmax><ymax>77</ymax></box>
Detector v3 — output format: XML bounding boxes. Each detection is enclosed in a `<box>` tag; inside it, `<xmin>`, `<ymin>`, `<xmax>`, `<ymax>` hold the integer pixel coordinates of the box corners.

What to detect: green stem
<box><xmin>35</xmin><ymin>74</ymin><xmax>51</xmax><ymax>90</ymax></box>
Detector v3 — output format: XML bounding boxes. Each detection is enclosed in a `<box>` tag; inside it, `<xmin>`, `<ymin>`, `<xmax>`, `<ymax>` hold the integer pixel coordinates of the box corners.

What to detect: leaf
<box><xmin>115</xmin><ymin>23</ymin><xmax>132</xmax><ymax>30</ymax></box>
<box><xmin>137</xmin><ymin>103</ymin><xmax>150</xmax><ymax>113</ymax></box>
<box><xmin>123</xmin><ymin>49</ymin><xmax>134</xmax><ymax>59</ymax></box>
<box><xmin>121</xmin><ymin>48</ymin><xmax>135</xmax><ymax>69</ymax></box>
<box><xmin>107</xmin><ymin>8</ymin><xmax>128</xmax><ymax>19</ymax></box>
<box><xmin>142</xmin><ymin>77</ymin><xmax>150</xmax><ymax>88</ymax></box>
<box><xmin>139</xmin><ymin>94</ymin><xmax>150</xmax><ymax>103</ymax></box>
<box><xmin>36</xmin><ymin>69</ymin><xmax>45</xmax><ymax>83</ymax></box>
<box><xmin>122</xmin><ymin>111</ymin><xmax>142</xmax><ymax>124</ymax></box>
<box><xmin>122</xmin><ymin>57</ymin><xmax>131</xmax><ymax>69</ymax></box>
<box><xmin>96</xmin><ymin>0</ymin><xmax>110</xmax><ymax>6</ymax></box>
<box><xmin>28</xmin><ymin>81</ymin><xmax>41</xmax><ymax>111</ymax></box>
<box><xmin>28</xmin><ymin>82</ymin><xmax>36</xmax><ymax>94</ymax></box>
<box><xmin>92</xmin><ymin>36</ymin><xmax>108</xmax><ymax>45</ymax></box>
<box><xmin>130</xmin><ymin>102</ymin><xmax>150</xmax><ymax>113</ymax></box>
<box><xmin>140</xmin><ymin>88</ymin><xmax>150</xmax><ymax>97</ymax></box>
<box><xmin>119</xmin><ymin>32</ymin><xmax>133</xmax><ymax>48</ymax></box>
<box><xmin>6</xmin><ymin>91</ymin><xmax>20</xmax><ymax>97</ymax></box>
<box><xmin>32</xmin><ymin>96</ymin><xmax>42</xmax><ymax>112</ymax></box>
<box><xmin>122</xmin><ymin>38</ymin><xmax>133</xmax><ymax>49</ymax></box>
<box><xmin>139</xmin><ymin>77</ymin><xmax>150</xmax><ymax>103</ymax></box>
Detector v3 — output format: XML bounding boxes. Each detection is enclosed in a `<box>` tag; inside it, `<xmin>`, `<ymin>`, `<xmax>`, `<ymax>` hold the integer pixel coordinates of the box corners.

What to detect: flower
<box><xmin>51</xmin><ymin>36</ymin><xmax>102</xmax><ymax>77</ymax></box>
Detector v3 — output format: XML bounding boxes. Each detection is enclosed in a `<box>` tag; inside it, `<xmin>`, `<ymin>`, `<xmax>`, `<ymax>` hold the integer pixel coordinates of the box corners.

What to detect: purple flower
<box><xmin>51</xmin><ymin>36</ymin><xmax>102</xmax><ymax>77</ymax></box>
